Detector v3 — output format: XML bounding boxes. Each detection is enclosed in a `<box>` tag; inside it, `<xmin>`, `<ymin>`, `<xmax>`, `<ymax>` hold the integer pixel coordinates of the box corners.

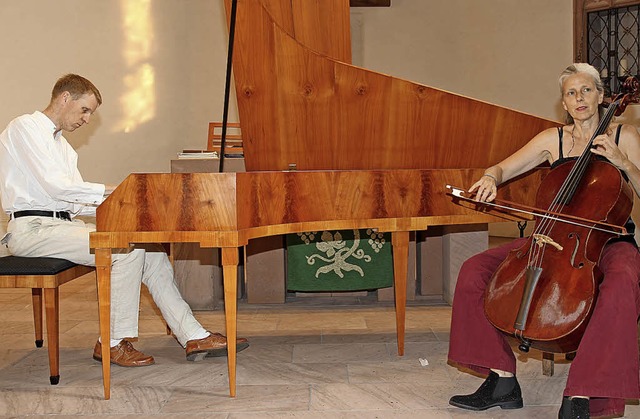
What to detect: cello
<box><xmin>481</xmin><ymin>78</ymin><xmax>639</xmax><ymax>354</ymax></box>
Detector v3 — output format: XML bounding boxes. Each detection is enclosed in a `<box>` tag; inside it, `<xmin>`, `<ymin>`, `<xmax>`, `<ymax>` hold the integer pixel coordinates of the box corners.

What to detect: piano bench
<box><xmin>0</xmin><ymin>256</ymin><xmax>95</xmax><ymax>385</ymax></box>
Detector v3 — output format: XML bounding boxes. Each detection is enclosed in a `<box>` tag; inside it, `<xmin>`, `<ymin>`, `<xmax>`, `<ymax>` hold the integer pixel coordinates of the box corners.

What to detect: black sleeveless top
<box><xmin>552</xmin><ymin>125</ymin><xmax>636</xmax><ymax>242</ymax></box>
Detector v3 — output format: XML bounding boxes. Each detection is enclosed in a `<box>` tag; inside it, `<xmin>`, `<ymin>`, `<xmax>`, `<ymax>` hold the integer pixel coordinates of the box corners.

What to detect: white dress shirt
<box><xmin>0</xmin><ymin>111</ymin><xmax>105</xmax><ymax>217</ymax></box>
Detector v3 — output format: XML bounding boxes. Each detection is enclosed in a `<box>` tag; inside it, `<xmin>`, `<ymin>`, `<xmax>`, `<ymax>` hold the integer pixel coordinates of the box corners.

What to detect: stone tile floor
<box><xmin>0</xmin><ymin>273</ymin><xmax>638</xmax><ymax>418</ymax></box>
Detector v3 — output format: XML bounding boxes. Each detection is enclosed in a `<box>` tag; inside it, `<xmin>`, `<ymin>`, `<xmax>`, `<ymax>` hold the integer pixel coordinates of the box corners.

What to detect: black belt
<box><xmin>11</xmin><ymin>210</ymin><xmax>72</xmax><ymax>221</ymax></box>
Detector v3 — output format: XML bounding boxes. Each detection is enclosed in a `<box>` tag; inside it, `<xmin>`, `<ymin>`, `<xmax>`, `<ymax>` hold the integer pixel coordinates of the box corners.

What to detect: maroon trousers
<box><xmin>447</xmin><ymin>237</ymin><xmax>640</xmax><ymax>418</ymax></box>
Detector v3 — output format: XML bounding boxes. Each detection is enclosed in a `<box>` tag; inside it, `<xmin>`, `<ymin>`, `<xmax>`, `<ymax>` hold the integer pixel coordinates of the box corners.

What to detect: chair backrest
<box><xmin>207</xmin><ymin>122</ymin><xmax>243</xmax><ymax>156</ymax></box>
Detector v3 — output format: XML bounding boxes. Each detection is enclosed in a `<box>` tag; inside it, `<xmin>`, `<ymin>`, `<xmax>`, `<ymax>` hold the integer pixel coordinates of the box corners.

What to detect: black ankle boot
<box><xmin>449</xmin><ymin>371</ymin><xmax>523</xmax><ymax>411</ymax></box>
<box><xmin>558</xmin><ymin>396</ymin><xmax>590</xmax><ymax>419</ymax></box>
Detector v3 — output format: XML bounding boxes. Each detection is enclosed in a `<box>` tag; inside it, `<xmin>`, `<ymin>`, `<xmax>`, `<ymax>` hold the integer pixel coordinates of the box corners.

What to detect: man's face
<box><xmin>60</xmin><ymin>92</ymin><xmax>99</xmax><ymax>132</ymax></box>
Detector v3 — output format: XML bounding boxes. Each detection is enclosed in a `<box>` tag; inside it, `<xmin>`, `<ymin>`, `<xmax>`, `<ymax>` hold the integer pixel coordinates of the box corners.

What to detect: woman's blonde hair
<box><xmin>558</xmin><ymin>63</ymin><xmax>604</xmax><ymax>124</ymax></box>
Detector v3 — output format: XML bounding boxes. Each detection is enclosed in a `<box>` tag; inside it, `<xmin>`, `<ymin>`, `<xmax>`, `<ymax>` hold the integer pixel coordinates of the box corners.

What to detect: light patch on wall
<box><xmin>116</xmin><ymin>0</ymin><xmax>156</xmax><ymax>133</ymax></box>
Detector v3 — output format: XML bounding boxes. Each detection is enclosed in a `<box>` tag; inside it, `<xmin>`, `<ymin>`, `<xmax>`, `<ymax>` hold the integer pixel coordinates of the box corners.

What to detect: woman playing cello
<box><xmin>447</xmin><ymin>63</ymin><xmax>640</xmax><ymax>419</ymax></box>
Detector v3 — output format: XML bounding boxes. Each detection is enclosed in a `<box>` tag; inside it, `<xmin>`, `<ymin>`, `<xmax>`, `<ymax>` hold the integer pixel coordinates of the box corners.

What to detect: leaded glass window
<box><xmin>588</xmin><ymin>5</ymin><xmax>639</xmax><ymax>96</ymax></box>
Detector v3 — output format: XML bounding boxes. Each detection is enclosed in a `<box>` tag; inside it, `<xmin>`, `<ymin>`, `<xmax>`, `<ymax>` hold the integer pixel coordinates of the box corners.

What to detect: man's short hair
<box><xmin>51</xmin><ymin>74</ymin><xmax>102</xmax><ymax>105</ymax></box>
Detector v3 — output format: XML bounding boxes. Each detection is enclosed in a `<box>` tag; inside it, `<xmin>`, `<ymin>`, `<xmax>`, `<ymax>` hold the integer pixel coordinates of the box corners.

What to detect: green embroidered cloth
<box><xmin>286</xmin><ymin>229</ymin><xmax>393</xmax><ymax>292</ymax></box>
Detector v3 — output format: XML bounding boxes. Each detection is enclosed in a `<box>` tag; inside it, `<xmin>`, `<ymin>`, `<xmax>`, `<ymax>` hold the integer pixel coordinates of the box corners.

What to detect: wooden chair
<box><xmin>207</xmin><ymin>122</ymin><xmax>243</xmax><ymax>156</ymax></box>
<box><xmin>0</xmin><ymin>256</ymin><xmax>94</xmax><ymax>384</ymax></box>
<box><xmin>542</xmin><ymin>351</ymin><xmax>576</xmax><ymax>376</ymax></box>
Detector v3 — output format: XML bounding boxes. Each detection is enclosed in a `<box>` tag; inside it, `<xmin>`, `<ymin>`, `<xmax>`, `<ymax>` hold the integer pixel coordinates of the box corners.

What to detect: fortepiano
<box><xmin>90</xmin><ymin>0</ymin><xmax>560</xmax><ymax>400</ymax></box>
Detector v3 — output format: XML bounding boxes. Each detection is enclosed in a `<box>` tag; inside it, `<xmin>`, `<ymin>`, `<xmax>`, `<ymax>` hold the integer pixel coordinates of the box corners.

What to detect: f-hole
<box><xmin>567</xmin><ymin>232</ymin><xmax>583</xmax><ymax>268</ymax></box>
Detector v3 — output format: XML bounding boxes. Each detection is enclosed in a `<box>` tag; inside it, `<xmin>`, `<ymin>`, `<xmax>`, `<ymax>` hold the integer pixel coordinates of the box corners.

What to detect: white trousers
<box><xmin>6</xmin><ymin>216</ymin><xmax>207</xmax><ymax>346</ymax></box>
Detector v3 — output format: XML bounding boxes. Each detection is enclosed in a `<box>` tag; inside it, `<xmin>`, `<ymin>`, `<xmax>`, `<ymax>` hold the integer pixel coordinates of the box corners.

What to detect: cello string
<box><xmin>532</xmin><ymin>103</ymin><xmax>620</xmax><ymax>267</ymax></box>
<box><xmin>563</xmin><ymin>99</ymin><xmax>620</xmax><ymax>193</ymax></box>
<box><xmin>526</xmin><ymin>99</ymin><xmax>621</xmax><ymax>269</ymax></box>
<box><xmin>551</xmin><ymin>100</ymin><xmax>621</xmax><ymax>226</ymax></box>
<box><xmin>538</xmin><ymin>99</ymin><xmax>619</xmax><ymax>225</ymax></box>
<box><xmin>530</xmin><ymin>101</ymin><xmax>619</xmax><ymax>263</ymax></box>
<box><xmin>551</xmin><ymin>100</ymin><xmax>618</xmax><ymax>213</ymax></box>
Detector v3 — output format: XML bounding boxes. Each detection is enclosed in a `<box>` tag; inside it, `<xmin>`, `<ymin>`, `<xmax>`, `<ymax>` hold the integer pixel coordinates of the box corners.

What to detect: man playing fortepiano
<box><xmin>0</xmin><ymin>74</ymin><xmax>248</xmax><ymax>367</ymax></box>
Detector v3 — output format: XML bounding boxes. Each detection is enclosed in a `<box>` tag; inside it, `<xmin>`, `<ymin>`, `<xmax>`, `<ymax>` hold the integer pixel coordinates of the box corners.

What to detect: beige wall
<box><xmin>0</xmin><ymin>0</ymin><xmax>581</xmax><ymax>244</ymax></box>
<box><xmin>352</xmin><ymin>0</ymin><xmax>574</xmax><ymax>237</ymax></box>
<box><xmin>0</xmin><ymin>0</ymin><xmax>236</xmax><ymax>185</ymax></box>
<box><xmin>2</xmin><ymin>0</ymin><xmax>635</xmax><ymax>245</ymax></box>
<box><xmin>0</xmin><ymin>0</ymin><xmax>575</xmax><ymax>187</ymax></box>
<box><xmin>352</xmin><ymin>0</ymin><xmax>573</xmax><ymax>121</ymax></box>
<box><xmin>0</xmin><ymin>2</ymin><xmax>635</xmax><ymax>259</ymax></box>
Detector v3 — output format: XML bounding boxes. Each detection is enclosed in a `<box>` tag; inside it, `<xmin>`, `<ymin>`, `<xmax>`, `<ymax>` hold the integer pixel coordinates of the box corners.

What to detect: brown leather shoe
<box><xmin>92</xmin><ymin>340</ymin><xmax>155</xmax><ymax>367</ymax></box>
<box><xmin>185</xmin><ymin>332</ymin><xmax>249</xmax><ymax>361</ymax></box>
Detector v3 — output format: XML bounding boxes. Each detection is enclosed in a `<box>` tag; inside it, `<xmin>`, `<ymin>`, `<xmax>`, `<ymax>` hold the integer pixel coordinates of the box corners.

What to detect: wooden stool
<box><xmin>0</xmin><ymin>256</ymin><xmax>94</xmax><ymax>385</ymax></box>
<box><xmin>542</xmin><ymin>351</ymin><xmax>576</xmax><ymax>376</ymax></box>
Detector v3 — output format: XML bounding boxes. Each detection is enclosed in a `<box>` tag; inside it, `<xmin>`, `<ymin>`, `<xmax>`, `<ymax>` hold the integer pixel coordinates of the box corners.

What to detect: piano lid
<box><xmin>224</xmin><ymin>0</ymin><xmax>560</xmax><ymax>172</ymax></box>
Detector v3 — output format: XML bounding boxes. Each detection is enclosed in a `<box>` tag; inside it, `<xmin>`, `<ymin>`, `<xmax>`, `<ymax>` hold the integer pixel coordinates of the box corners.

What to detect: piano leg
<box><xmin>391</xmin><ymin>231</ymin><xmax>408</xmax><ymax>356</ymax></box>
<box><xmin>221</xmin><ymin>247</ymin><xmax>239</xmax><ymax>397</ymax></box>
<box><xmin>95</xmin><ymin>248</ymin><xmax>112</xmax><ymax>400</ymax></box>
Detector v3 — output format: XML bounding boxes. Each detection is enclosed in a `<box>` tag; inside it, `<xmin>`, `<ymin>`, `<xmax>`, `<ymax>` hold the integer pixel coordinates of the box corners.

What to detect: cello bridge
<box><xmin>533</xmin><ymin>234</ymin><xmax>563</xmax><ymax>251</ymax></box>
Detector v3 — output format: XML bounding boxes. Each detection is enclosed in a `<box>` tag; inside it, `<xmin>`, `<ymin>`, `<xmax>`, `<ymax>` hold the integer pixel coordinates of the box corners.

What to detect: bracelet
<box><xmin>482</xmin><ymin>173</ymin><xmax>498</xmax><ymax>183</ymax></box>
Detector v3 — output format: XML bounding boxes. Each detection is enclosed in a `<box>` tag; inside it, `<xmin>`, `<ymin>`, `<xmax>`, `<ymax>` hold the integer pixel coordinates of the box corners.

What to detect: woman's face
<box><xmin>561</xmin><ymin>72</ymin><xmax>604</xmax><ymax>123</ymax></box>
